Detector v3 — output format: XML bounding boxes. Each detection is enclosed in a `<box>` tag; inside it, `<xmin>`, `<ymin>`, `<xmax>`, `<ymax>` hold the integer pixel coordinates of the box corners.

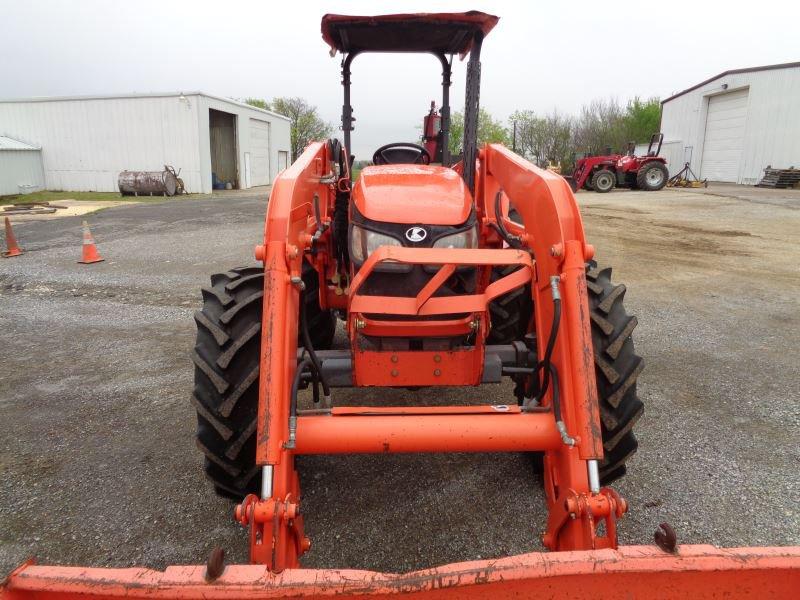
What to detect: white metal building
<box><xmin>0</xmin><ymin>92</ymin><xmax>291</xmax><ymax>194</ymax></box>
<box><xmin>0</xmin><ymin>136</ymin><xmax>45</xmax><ymax>196</ymax></box>
<box><xmin>660</xmin><ymin>62</ymin><xmax>800</xmax><ymax>184</ymax></box>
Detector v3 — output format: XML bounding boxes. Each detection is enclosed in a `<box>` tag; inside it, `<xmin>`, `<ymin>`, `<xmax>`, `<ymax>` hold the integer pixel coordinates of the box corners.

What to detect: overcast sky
<box><xmin>2</xmin><ymin>0</ymin><xmax>798</xmax><ymax>159</ymax></box>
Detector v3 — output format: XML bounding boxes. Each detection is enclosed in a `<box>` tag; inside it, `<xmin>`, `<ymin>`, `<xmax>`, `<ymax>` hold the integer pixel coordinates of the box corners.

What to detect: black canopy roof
<box><xmin>321</xmin><ymin>11</ymin><xmax>498</xmax><ymax>56</ymax></box>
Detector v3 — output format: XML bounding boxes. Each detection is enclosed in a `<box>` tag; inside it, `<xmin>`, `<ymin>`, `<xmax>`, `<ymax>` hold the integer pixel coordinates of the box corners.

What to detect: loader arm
<box><xmin>481</xmin><ymin>144</ymin><xmax>612</xmax><ymax>550</ymax></box>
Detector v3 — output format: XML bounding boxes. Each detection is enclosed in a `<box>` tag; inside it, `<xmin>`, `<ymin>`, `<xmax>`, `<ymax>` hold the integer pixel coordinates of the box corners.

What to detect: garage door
<box><xmin>700</xmin><ymin>88</ymin><xmax>749</xmax><ymax>182</ymax></box>
<box><xmin>249</xmin><ymin>119</ymin><xmax>270</xmax><ymax>187</ymax></box>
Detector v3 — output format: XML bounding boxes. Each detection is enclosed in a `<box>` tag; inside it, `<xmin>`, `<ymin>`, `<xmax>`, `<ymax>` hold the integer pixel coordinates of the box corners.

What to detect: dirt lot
<box><xmin>1</xmin><ymin>184</ymin><xmax>798</xmax><ymax>575</ymax></box>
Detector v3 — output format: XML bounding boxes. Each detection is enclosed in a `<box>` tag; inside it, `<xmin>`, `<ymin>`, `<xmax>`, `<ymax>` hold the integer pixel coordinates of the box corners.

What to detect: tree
<box><xmin>510</xmin><ymin>110</ymin><xmax>573</xmax><ymax>168</ymax></box>
<box><xmin>242</xmin><ymin>97</ymin><xmax>269</xmax><ymax>110</ymax></box>
<box><xmin>245</xmin><ymin>96</ymin><xmax>334</xmax><ymax>161</ymax></box>
<box><xmin>448</xmin><ymin>108</ymin><xmax>510</xmax><ymax>156</ymax></box>
<box><xmin>448</xmin><ymin>113</ymin><xmax>464</xmax><ymax>157</ymax></box>
<box><xmin>572</xmin><ymin>98</ymin><xmax>627</xmax><ymax>155</ymax></box>
<box><xmin>622</xmin><ymin>97</ymin><xmax>661</xmax><ymax>144</ymax></box>
<box><xmin>571</xmin><ymin>96</ymin><xmax>662</xmax><ymax>156</ymax></box>
<box><xmin>509</xmin><ymin>109</ymin><xmax>536</xmax><ymax>158</ymax></box>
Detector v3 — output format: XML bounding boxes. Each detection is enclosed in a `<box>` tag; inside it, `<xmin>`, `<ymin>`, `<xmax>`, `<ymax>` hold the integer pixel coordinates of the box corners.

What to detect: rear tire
<box><xmin>592</xmin><ymin>169</ymin><xmax>615</xmax><ymax>193</ymax></box>
<box><xmin>636</xmin><ymin>162</ymin><xmax>668</xmax><ymax>191</ymax></box>
<box><xmin>192</xmin><ymin>262</ymin><xmax>334</xmax><ymax>498</ymax></box>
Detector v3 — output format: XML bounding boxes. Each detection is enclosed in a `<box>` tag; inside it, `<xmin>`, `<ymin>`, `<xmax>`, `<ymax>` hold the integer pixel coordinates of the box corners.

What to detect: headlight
<box><xmin>350</xmin><ymin>225</ymin><xmax>401</xmax><ymax>263</ymax></box>
<box><xmin>432</xmin><ymin>226</ymin><xmax>478</xmax><ymax>249</ymax></box>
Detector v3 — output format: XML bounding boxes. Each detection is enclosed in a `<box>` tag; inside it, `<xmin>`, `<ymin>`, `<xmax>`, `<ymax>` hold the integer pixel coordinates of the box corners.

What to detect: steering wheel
<box><xmin>372</xmin><ymin>143</ymin><xmax>431</xmax><ymax>166</ymax></box>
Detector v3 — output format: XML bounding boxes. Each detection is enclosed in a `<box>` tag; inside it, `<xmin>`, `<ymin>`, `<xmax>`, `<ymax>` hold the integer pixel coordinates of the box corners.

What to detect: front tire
<box><xmin>516</xmin><ymin>262</ymin><xmax>644</xmax><ymax>485</ymax></box>
<box><xmin>586</xmin><ymin>262</ymin><xmax>644</xmax><ymax>483</ymax></box>
<box><xmin>592</xmin><ymin>169</ymin><xmax>615</xmax><ymax>193</ymax></box>
<box><xmin>191</xmin><ymin>263</ymin><xmax>334</xmax><ymax>498</ymax></box>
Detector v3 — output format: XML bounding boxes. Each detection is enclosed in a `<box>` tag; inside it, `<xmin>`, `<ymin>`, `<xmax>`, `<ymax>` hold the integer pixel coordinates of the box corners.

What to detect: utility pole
<box><xmin>512</xmin><ymin>120</ymin><xmax>517</xmax><ymax>153</ymax></box>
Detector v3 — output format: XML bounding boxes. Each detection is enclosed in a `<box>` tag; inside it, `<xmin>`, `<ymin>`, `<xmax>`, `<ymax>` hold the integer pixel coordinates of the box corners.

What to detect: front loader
<box><xmin>3</xmin><ymin>11</ymin><xmax>799</xmax><ymax>599</ymax></box>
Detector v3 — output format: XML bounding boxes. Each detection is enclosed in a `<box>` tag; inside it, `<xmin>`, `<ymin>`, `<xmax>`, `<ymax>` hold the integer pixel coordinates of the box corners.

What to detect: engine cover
<box><xmin>353</xmin><ymin>165</ymin><xmax>472</xmax><ymax>225</ymax></box>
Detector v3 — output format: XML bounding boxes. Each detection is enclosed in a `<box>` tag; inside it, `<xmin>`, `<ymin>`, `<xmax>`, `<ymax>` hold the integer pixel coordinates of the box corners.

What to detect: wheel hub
<box><xmin>646</xmin><ymin>168</ymin><xmax>664</xmax><ymax>186</ymax></box>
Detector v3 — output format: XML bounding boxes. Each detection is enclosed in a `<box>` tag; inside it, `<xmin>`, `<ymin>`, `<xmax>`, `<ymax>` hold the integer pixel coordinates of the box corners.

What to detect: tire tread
<box><xmin>192</xmin><ymin>262</ymin><xmax>335</xmax><ymax>498</ymax></box>
<box><xmin>586</xmin><ymin>261</ymin><xmax>644</xmax><ymax>484</ymax></box>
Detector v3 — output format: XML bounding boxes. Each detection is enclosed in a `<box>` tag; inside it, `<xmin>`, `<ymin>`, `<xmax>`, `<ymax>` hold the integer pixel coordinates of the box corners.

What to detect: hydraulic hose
<box><xmin>288</xmin><ymin>357</ymin><xmax>313</xmax><ymax>449</ymax></box>
<box><xmin>492</xmin><ymin>189</ymin><xmax>523</xmax><ymax>249</ymax></box>
<box><xmin>526</xmin><ymin>276</ymin><xmax>561</xmax><ymax>405</ymax></box>
<box><xmin>546</xmin><ymin>362</ymin><xmax>560</xmax><ymax>421</ymax></box>
<box><xmin>537</xmin><ymin>277</ymin><xmax>562</xmax><ymax>401</ymax></box>
<box><xmin>310</xmin><ymin>362</ymin><xmax>320</xmax><ymax>404</ymax></box>
<box><xmin>523</xmin><ymin>276</ymin><xmax>574</xmax><ymax>446</ymax></box>
<box><xmin>300</xmin><ymin>288</ymin><xmax>331</xmax><ymax>404</ymax></box>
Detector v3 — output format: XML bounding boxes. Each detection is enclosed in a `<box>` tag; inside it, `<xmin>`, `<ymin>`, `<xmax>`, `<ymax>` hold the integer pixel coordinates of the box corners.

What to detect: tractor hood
<box><xmin>353</xmin><ymin>165</ymin><xmax>472</xmax><ymax>225</ymax></box>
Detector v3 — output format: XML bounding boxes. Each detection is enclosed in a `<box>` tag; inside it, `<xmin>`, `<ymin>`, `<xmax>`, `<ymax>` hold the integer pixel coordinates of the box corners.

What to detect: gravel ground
<box><xmin>1</xmin><ymin>185</ymin><xmax>798</xmax><ymax>576</ymax></box>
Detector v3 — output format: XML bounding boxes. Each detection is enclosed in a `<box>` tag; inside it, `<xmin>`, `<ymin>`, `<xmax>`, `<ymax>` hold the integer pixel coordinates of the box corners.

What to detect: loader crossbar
<box><xmin>293</xmin><ymin>409</ymin><xmax>561</xmax><ymax>454</ymax></box>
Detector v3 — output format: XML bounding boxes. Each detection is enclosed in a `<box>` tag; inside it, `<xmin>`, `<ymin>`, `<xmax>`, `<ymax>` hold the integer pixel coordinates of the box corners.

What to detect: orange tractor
<box><xmin>3</xmin><ymin>11</ymin><xmax>799</xmax><ymax>599</ymax></box>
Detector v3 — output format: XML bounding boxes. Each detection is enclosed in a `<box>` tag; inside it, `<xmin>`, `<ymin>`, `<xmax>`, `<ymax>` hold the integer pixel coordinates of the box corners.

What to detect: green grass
<box><xmin>0</xmin><ymin>190</ymin><xmax>206</xmax><ymax>206</ymax></box>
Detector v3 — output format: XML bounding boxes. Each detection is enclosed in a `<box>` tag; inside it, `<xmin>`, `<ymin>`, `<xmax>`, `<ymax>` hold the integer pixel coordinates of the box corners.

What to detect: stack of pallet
<box><xmin>2</xmin><ymin>201</ymin><xmax>65</xmax><ymax>216</ymax></box>
<box><xmin>756</xmin><ymin>167</ymin><xmax>800</xmax><ymax>188</ymax></box>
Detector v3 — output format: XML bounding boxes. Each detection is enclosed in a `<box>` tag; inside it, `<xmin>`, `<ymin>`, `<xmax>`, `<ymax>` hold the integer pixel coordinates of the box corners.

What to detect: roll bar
<box><xmin>324</xmin><ymin>12</ymin><xmax>498</xmax><ymax>192</ymax></box>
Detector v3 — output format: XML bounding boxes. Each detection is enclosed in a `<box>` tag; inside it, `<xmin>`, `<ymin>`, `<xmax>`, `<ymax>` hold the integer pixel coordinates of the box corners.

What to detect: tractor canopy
<box><xmin>322</xmin><ymin>11</ymin><xmax>498</xmax><ymax>190</ymax></box>
<box><xmin>321</xmin><ymin>11</ymin><xmax>498</xmax><ymax>56</ymax></box>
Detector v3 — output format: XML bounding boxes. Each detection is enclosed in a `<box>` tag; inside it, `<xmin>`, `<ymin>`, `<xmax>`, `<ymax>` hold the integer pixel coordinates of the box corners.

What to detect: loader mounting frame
<box><xmin>243</xmin><ymin>141</ymin><xmax>618</xmax><ymax>571</ymax></box>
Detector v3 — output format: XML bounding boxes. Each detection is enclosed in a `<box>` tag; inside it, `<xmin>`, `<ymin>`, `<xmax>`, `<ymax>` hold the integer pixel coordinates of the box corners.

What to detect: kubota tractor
<box><xmin>569</xmin><ymin>134</ymin><xmax>669</xmax><ymax>193</ymax></box>
<box><xmin>192</xmin><ymin>13</ymin><xmax>644</xmax><ymax>511</ymax></box>
<box><xmin>3</xmin><ymin>11</ymin><xmax>798</xmax><ymax>600</ymax></box>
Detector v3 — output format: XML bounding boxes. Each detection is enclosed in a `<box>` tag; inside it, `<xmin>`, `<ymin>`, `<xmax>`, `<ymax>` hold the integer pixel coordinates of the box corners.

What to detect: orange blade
<box><xmin>3</xmin><ymin>545</ymin><xmax>800</xmax><ymax>599</ymax></box>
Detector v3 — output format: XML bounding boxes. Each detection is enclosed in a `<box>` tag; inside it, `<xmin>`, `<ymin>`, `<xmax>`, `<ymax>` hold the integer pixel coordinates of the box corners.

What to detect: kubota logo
<box><xmin>405</xmin><ymin>226</ymin><xmax>427</xmax><ymax>242</ymax></box>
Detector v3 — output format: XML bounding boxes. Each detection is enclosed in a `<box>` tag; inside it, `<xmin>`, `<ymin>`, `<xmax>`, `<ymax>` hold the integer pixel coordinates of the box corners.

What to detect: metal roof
<box><xmin>0</xmin><ymin>91</ymin><xmax>291</xmax><ymax>122</ymax></box>
<box><xmin>662</xmin><ymin>61</ymin><xmax>800</xmax><ymax>104</ymax></box>
<box><xmin>0</xmin><ymin>136</ymin><xmax>40</xmax><ymax>151</ymax></box>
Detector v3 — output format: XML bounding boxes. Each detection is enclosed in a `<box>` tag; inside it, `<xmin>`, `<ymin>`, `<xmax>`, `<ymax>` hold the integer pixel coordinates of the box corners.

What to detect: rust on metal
<box><xmin>118</xmin><ymin>165</ymin><xmax>183</xmax><ymax>196</ymax></box>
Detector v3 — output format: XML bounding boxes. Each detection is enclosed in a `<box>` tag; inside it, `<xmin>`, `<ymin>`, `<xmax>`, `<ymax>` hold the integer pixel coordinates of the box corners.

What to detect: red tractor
<box><xmin>569</xmin><ymin>133</ymin><xmax>669</xmax><ymax>193</ymax></box>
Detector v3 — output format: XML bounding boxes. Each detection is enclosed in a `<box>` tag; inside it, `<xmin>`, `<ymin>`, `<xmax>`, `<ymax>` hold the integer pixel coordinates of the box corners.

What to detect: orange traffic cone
<box><xmin>78</xmin><ymin>220</ymin><xmax>104</xmax><ymax>264</ymax></box>
<box><xmin>3</xmin><ymin>216</ymin><xmax>23</xmax><ymax>258</ymax></box>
